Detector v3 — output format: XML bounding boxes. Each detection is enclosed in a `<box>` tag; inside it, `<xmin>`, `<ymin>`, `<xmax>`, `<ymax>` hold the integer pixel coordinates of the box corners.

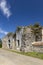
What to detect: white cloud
<box><xmin>0</xmin><ymin>28</ymin><xmax>8</xmax><ymax>35</ymax></box>
<box><xmin>0</xmin><ymin>0</ymin><xmax>11</xmax><ymax>18</ymax></box>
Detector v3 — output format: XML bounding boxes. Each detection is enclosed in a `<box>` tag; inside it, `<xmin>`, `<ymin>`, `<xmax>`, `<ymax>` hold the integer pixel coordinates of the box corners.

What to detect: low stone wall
<box><xmin>31</xmin><ymin>42</ymin><xmax>43</xmax><ymax>53</ymax></box>
<box><xmin>32</xmin><ymin>46</ymin><xmax>43</xmax><ymax>53</ymax></box>
<box><xmin>20</xmin><ymin>42</ymin><xmax>43</xmax><ymax>53</ymax></box>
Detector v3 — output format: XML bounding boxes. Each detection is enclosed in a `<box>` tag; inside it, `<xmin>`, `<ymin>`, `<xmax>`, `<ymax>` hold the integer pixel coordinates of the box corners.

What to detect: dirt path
<box><xmin>0</xmin><ymin>48</ymin><xmax>43</xmax><ymax>65</ymax></box>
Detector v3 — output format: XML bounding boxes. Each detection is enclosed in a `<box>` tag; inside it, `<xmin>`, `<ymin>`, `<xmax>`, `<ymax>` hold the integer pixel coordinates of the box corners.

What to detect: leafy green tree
<box><xmin>31</xmin><ymin>23</ymin><xmax>42</xmax><ymax>41</ymax></box>
<box><xmin>0</xmin><ymin>39</ymin><xmax>2</xmax><ymax>48</ymax></box>
<box><xmin>17</xmin><ymin>26</ymin><xmax>22</xmax><ymax>32</ymax></box>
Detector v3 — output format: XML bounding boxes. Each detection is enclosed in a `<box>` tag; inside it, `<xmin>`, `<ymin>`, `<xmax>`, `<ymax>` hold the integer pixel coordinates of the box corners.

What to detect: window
<box><xmin>17</xmin><ymin>40</ymin><xmax>20</xmax><ymax>47</ymax></box>
<box><xmin>8</xmin><ymin>39</ymin><xmax>10</xmax><ymax>48</ymax></box>
<box><xmin>8</xmin><ymin>39</ymin><xmax>10</xmax><ymax>43</ymax></box>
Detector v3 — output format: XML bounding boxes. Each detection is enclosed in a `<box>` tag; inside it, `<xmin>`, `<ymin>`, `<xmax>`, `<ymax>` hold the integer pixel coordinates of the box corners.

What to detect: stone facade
<box><xmin>2</xmin><ymin>36</ymin><xmax>8</xmax><ymax>49</ymax></box>
<box><xmin>2</xmin><ymin>25</ymin><xmax>43</xmax><ymax>53</ymax></box>
<box><xmin>21</xmin><ymin>27</ymin><xmax>35</xmax><ymax>52</ymax></box>
<box><xmin>42</xmin><ymin>29</ymin><xmax>43</xmax><ymax>41</ymax></box>
<box><xmin>15</xmin><ymin>26</ymin><xmax>43</xmax><ymax>53</ymax></box>
<box><xmin>16</xmin><ymin>27</ymin><xmax>24</xmax><ymax>51</ymax></box>
<box><xmin>2</xmin><ymin>33</ymin><xmax>16</xmax><ymax>50</ymax></box>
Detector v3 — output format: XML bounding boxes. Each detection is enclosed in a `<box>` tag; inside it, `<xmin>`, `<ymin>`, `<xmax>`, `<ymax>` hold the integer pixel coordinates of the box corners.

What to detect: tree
<box><xmin>31</xmin><ymin>23</ymin><xmax>42</xmax><ymax>41</ymax></box>
<box><xmin>17</xmin><ymin>26</ymin><xmax>22</xmax><ymax>32</ymax></box>
<box><xmin>7</xmin><ymin>32</ymin><xmax>13</xmax><ymax>37</ymax></box>
<box><xmin>0</xmin><ymin>39</ymin><xmax>2</xmax><ymax>48</ymax></box>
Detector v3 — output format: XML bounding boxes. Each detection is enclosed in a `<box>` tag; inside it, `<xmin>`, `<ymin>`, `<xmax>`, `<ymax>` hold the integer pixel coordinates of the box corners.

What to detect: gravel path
<box><xmin>0</xmin><ymin>48</ymin><xmax>43</xmax><ymax>65</ymax></box>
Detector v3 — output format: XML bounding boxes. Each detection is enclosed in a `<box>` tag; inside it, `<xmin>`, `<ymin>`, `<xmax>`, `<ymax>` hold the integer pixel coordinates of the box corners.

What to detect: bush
<box><xmin>0</xmin><ymin>39</ymin><xmax>2</xmax><ymax>48</ymax></box>
<box><xmin>0</xmin><ymin>43</ymin><xmax>2</xmax><ymax>48</ymax></box>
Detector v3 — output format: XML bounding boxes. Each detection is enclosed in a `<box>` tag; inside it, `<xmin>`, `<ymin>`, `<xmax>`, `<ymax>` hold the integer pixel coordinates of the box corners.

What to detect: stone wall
<box><xmin>32</xmin><ymin>42</ymin><xmax>43</xmax><ymax>53</ymax></box>
<box><xmin>20</xmin><ymin>27</ymin><xmax>43</xmax><ymax>52</ymax></box>
<box><xmin>16</xmin><ymin>27</ymin><xmax>24</xmax><ymax>51</ymax></box>
<box><xmin>20</xmin><ymin>27</ymin><xmax>35</xmax><ymax>52</ymax></box>
<box><xmin>42</xmin><ymin>29</ymin><xmax>43</xmax><ymax>41</ymax></box>
<box><xmin>32</xmin><ymin>46</ymin><xmax>43</xmax><ymax>53</ymax></box>
<box><xmin>2</xmin><ymin>26</ymin><xmax>43</xmax><ymax>53</ymax></box>
<box><xmin>2</xmin><ymin>36</ymin><xmax>9</xmax><ymax>49</ymax></box>
<box><xmin>2</xmin><ymin>35</ymin><xmax>16</xmax><ymax>50</ymax></box>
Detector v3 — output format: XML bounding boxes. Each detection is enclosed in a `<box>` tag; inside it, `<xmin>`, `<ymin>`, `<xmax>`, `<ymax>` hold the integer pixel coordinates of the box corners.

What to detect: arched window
<box><xmin>8</xmin><ymin>39</ymin><xmax>10</xmax><ymax>48</ymax></box>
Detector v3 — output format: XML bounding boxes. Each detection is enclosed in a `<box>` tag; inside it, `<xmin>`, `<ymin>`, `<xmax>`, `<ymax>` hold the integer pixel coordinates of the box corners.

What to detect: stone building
<box><xmin>15</xmin><ymin>26</ymin><xmax>35</xmax><ymax>52</ymax></box>
<box><xmin>16</xmin><ymin>27</ymin><xmax>24</xmax><ymax>51</ymax></box>
<box><xmin>21</xmin><ymin>27</ymin><xmax>35</xmax><ymax>52</ymax></box>
<box><xmin>15</xmin><ymin>24</ymin><xmax>43</xmax><ymax>53</ymax></box>
<box><xmin>2</xmin><ymin>33</ymin><xmax>16</xmax><ymax>50</ymax></box>
<box><xmin>2</xmin><ymin>24</ymin><xmax>43</xmax><ymax>53</ymax></box>
<box><xmin>42</xmin><ymin>28</ymin><xmax>43</xmax><ymax>41</ymax></box>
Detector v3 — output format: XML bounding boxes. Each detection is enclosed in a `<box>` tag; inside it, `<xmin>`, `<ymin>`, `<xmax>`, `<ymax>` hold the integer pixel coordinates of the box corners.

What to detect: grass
<box><xmin>3</xmin><ymin>49</ymin><xmax>43</xmax><ymax>60</ymax></box>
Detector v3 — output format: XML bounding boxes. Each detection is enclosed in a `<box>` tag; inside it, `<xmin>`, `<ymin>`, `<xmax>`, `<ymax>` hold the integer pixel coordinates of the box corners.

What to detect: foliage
<box><xmin>31</xmin><ymin>23</ymin><xmax>42</xmax><ymax>41</ymax></box>
<box><xmin>7</xmin><ymin>32</ymin><xmax>13</xmax><ymax>37</ymax></box>
<box><xmin>17</xmin><ymin>26</ymin><xmax>22</xmax><ymax>32</ymax></box>
<box><xmin>23</xmin><ymin>27</ymin><xmax>26</xmax><ymax>32</ymax></box>
<box><xmin>13</xmin><ymin>33</ymin><xmax>16</xmax><ymax>38</ymax></box>
<box><xmin>0</xmin><ymin>43</ymin><xmax>2</xmax><ymax>47</ymax></box>
<box><xmin>0</xmin><ymin>39</ymin><xmax>2</xmax><ymax>48</ymax></box>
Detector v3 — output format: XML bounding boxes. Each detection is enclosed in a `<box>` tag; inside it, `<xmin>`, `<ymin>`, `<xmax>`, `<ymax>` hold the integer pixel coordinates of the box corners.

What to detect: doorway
<box><xmin>17</xmin><ymin>40</ymin><xmax>20</xmax><ymax>47</ymax></box>
<box><xmin>8</xmin><ymin>39</ymin><xmax>10</xmax><ymax>48</ymax></box>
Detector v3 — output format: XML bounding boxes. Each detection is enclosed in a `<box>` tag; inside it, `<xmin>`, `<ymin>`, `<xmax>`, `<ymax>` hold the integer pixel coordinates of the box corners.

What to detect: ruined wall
<box><xmin>2</xmin><ymin>36</ymin><xmax>9</xmax><ymax>49</ymax></box>
<box><xmin>2</xmin><ymin>26</ymin><xmax>43</xmax><ymax>53</ymax></box>
<box><xmin>16</xmin><ymin>27</ymin><xmax>24</xmax><ymax>51</ymax></box>
<box><xmin>32</xmin><ymin>41</ymin><xmax>43</xmax><ymax>53</ymax></box>
<box><xmin>21</xmin><ymin>27</ymin><xmax>35</xmax><ymax>52</ymax></box>
<box><xmin>20</xmin><ymin>27</ymin><xmax>43</xmax><ymax>52</ymax></box>
<box><xmin>2</xmin><ymin>35</ymin><xmax>16</xmax><ymax>50</ymax></box>
<box><xmin>42</xmin><ymin>29</ymin><xmax>43</xmax><ymax>41</ymax></box>
<box><xmin>32</xmin><ymin>46</ymin><xmax>43</xmax><ymax>53</ymax></box>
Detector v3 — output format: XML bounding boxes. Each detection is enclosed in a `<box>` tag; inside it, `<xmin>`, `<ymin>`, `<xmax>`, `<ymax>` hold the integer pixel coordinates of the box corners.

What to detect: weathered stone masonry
<box><xmin>2</xmin><ymin>24</ymin><xmax>43</xmax><ymax>53</ymax></box>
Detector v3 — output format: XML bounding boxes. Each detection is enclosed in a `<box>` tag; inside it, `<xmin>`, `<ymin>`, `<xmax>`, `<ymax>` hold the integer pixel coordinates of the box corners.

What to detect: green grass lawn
<box><xmin>4</xmin><ymin>49</ymin><xmax>43</xmax><ymax>59</ymax></box>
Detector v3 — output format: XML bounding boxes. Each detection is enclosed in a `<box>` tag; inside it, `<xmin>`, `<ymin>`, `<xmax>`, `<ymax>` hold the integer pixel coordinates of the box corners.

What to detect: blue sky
<box><xmin>0</xmin><ymin>0</ymin><xmax>43</xmax><ymax>38</ymax></box>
